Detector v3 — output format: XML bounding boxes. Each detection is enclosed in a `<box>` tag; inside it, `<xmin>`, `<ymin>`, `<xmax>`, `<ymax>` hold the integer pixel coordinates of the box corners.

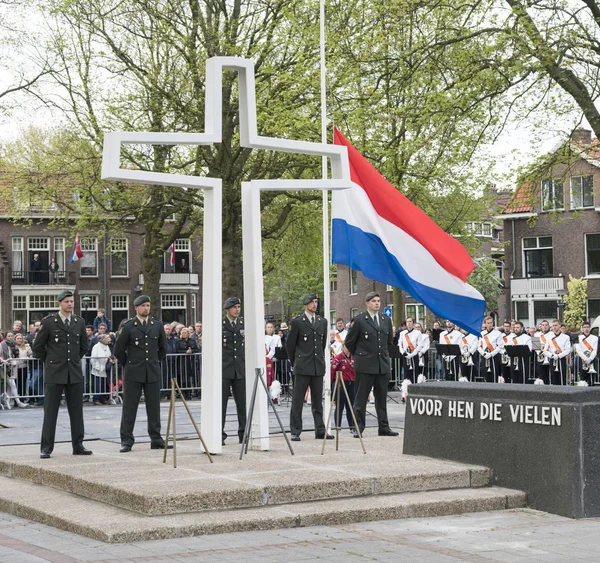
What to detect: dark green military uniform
<box><xmin>286</xmin><ymin>304</ymin><xmax>328</xmax><ymax>438</ymax></box>
<box><xmin>33</xmin><ymin>311</ymin><xmax>88</xmax><ymax>454</ymax></box>
<box><xmin>344</xmin><ymin>308</ymin><xmax>394</xmax><ymax>434</ymax></box>
<box><xmin>114</xmin><ymin>315</ymin><xmax>167</xmax><ymax>448</ymax></box>
<box><xmin>222</xmin><ymin>313</ymin><xmax>246</xmax><ymax>442</ymax></box>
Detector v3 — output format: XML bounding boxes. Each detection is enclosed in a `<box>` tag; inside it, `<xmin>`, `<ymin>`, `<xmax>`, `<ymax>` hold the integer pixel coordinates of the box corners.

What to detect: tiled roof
<box><xmin>500</xmin><ymin>183</ymin><xmax>536</xmax><ymax>214</ymax></box>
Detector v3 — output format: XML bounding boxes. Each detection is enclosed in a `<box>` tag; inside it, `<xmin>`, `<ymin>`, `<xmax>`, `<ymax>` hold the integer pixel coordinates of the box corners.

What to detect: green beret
<box><xmin>134</xmin><ymin>295</ymin><xmax>150</xmax><ymax>307</ymax></box>
<box><xmin>303</xmin><ymin>293</ymin><xmax>318</xmax><ymax>305</ymax></box>
<box><xmin>57</xmin><ymin>289</ymin><xmax>73</xmax><ymax>302</ymax></box>
<box><xmin>365</xmin><ymin>291</ymin><xmax>380</xmax><ymax>302</ymax></box>
<box><xmin>223</xmin><ymin>296</ymin><xmax>241</xmax><ymax>310</ymax></box>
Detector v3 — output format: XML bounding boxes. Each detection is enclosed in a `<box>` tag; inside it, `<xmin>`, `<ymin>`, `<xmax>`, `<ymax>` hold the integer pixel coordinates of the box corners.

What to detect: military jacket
<box><xmin>32</xmin><ymin>313</ymin><xmax>88</xmax><ymax>384</ymax></box>
<box><xmin>222</xmin><ymin>316</ymin><xmax>245</xmax><ymax>380</ymax></box>
<box><xmin>286</xmin><ymin>313</ymin><xmax>328</xmax><ymax>376</ymax></box>
<box><xmin>114</xmin><ymin>316</ymin><xmax>167</xmax><ymax>383</ymax></box>
<box><xmin>344</xmin><ymin>311</ymin><xmax>393</xmax><ymax>375</ymax></box>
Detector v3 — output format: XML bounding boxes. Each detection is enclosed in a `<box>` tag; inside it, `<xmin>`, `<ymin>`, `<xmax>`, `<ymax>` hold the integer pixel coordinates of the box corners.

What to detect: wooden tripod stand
<box><xmin>321</xmin><ymin>371</ymin><xmax>366</xmax><ymax>454</ymax></box>
<box><xmin>163</xmin><ymin>378</ymin><xmax>214</xmax><ymax>467</ymax></box>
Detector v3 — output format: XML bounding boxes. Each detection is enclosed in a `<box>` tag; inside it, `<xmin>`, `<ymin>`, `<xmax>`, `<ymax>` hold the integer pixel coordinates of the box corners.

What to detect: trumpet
<box><xmin>553</xmin><ymin>356</ymin><xmax>560</xmax><ymax>372</ymax></box>
<box><xmin>461</xmin><ymin>345</ymin><xmax>474</xmax><ymax>366</ymax></box>
<box><xmin>513</xmin><ymin>356</ymin><xmax>520</xmax><ymax>371</ymax></box>
<box><xmin>483</xmin><ymin>346</ymin><xmax>491</xmax><ymax>373</ymax></box>
<box><xmin>537</xmin><ymin>351</ymin><xmax>550</xmax><ymax>365</ymax></box>
<box><xmin>501</xmin><ymin>351</ymin><xmax>510</xmax><ymax>366</ymax></box>
<box><xmin>582</xmin><ymin>349</ymin><xmax>597</xmax><ymax>374</ymax></box>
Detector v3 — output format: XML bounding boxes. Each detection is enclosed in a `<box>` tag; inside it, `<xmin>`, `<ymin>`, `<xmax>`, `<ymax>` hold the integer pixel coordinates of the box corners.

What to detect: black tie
<box><xmin>231</xmin><ymin>320</ymin><xmax>235</xmax><ymax>330</ymax></box>
<box><xmin>142</xmin><ymin>320</ymin><xmax>147</xmax><ymax>327</ymax></box>
<box><xmin>64</xmin><ymin>317</ymin><xmax>69</xmax><ymax>329</ymax></box>
<box><xmin>311</xmin><ymin>316</ymin><xmax>315</xmax><ymax>326</ymax></box>
<box><xmin>374</xmin><ymin>315</ymin><xmax>379</xmax><ymax>328</ymax></box>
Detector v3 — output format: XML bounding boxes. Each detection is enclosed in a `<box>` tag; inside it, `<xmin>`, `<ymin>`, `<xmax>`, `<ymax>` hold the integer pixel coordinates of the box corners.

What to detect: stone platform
<box><xmin>0</xmin><ymin>433</ymin><xmax>525</xmax><ymax>543</ymax></box>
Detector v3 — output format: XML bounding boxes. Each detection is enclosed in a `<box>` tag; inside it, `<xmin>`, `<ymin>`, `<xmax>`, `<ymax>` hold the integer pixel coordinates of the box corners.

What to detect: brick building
<box><xmin>500</xmin><ymin>128</ymin><xmax>600</xmax><ymax>328</ymax></box>
<box><xmin>0</xmin><ymin>204</ymin><xmax>202</xmax><ymax>330</ymax></box>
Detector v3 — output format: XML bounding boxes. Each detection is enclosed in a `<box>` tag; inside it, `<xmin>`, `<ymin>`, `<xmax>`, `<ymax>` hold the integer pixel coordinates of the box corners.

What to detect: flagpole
<box><xmin>319</xmin><ymin>0</ymin><xmax>332</xmax><ymax>427</ymax></box>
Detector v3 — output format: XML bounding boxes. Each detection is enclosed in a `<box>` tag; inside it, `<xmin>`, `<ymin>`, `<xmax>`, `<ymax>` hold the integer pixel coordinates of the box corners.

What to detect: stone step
<box><xmin>0</xmin><ymin>442</ymin><xmax>491</xmax><ymax>516</ymax></box>
<box><xmin>0</xmin><ymin>475</ymin><xmax>526</xmax><ymax>543</ymax></box>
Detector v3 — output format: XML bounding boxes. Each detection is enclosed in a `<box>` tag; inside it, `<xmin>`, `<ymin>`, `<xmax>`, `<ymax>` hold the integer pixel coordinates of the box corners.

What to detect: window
<box><xmin>162</xmin><ymin>294</ymin><xmax>186</xmax><ymax>308</ymax></box>
<box><xmin>386</xmin><ymin>284</ymin><xmax>393</xmax><ymax>291</ymax></box>
<box><xmin>109</xmin><ymin>238</ymin><xmax>129</xmax><ymax>277</ymax></box>
<box><xmin>523</xmin><ymin>237</ymin><xmax>553</xmax><ymax>278</ymax></box>
<box><xmin>405</xmin><ymin>303</ymin><xmax>426</xmax><ymax>323</ymax></box>
<box><xmin>191</xmin><ymin>293</ymin><xmax>197</xmax><ymax>324</ymax></box>
<box><xmin>30</xmin><ymin>295</ymin><xmax>58</xmax><ymax>309</ymax></box>
<box><xmin>589</xmin><ymin>299</ymin><xmax>600</xmax><ymax>327</ymax></box>
<box><xmin>80</xmin><ymin>295</ymin><xmax>98</xmax><ymax>310</ymax></box>
<box><xmin>54</xmin><ymin>237</ymin><xmax>65</xmax><ymax>276</ymax></box>
<box><xmin>13</xmin><ymin>295</ymin><xmax>26</xmax><ymax>311</ymax></box>
<box><xmin>468</xmin><ymin>222</ymin><xmax>492</xmax><ymax>237</ymax></box>
<box><xmin>111</xmin><ymin>294</ymin><xmax>130</xmax><ymax>328</ymax></box>
<box><xmin>12</xmin><ymin>237</ymin><xmax>23</xmax><ymax>279</ymax></box>
<box><xmin>169</xmin><ymin>239</ymin><xmax>191</xmax><ymax>273</ymax></box>
<box><xmin>350</xmin><ymin>268</ymin><xmax>358</xmax><ymax>294</ymax></box>
<box><xmin>161</xmin><ymin>293</ymin><xmax>186</xmax><ymax>324</ymax></box>
<box><xmin>350</xmin><ymin>308</ymin><xmax>359</xmax><ymax>319</ymax></box>
<box><xmin>495</xmin><ymin>260</ymin><xmax>504</xmax><ymax>280</ymax></box>
<box><xmin>571</xmin><ymin>175</ymin><xmax>594</xmax><ymax>209</ymax></box>
<box><xmin>330</xmin><ymin>310</ymin><xmax>336</xmax><ymax>325</ymax></box>
<box><xmin>330</xmin><ymin>273</ymin><xmax>337</xmax><ymax>292</ymax></box>
<box><xmin>80</xmin><ymin>238</ymin><xmax>98</xmax><ymax>277</ymax></box>
<box><xmin>533</xmin><ymin>301</ymin><xmax>557</xmax><ymax>327</ymax></box>
<box><xmin>492</xmin><ymin>228</ymin><xmax>501</xmax><ymax>242</ymax></box>
<box><xmin>515</xmin><ymin>301</ymin><xmax>528</xmax><ymax>323</ymax></box>
<box><xmin>541</xmin><ymin>178</ymin><xmax>564</xmax><ymax>211</ymax></box>
<box><xmin>586</xmin><ymin>234</ymin><xmax>600</xmax><ymax>275</ymax></box>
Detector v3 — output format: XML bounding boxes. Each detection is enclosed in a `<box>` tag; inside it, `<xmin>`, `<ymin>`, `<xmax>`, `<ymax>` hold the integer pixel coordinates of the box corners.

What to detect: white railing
<box><xmin>511</xmin><ymin>277</ymin><xmax>564</xmax><ymax>297</ymax></box>
<box><xmin>138</xmin><ymin>273</ymin><xmax>199</xmax><ymax>285</ymax></box>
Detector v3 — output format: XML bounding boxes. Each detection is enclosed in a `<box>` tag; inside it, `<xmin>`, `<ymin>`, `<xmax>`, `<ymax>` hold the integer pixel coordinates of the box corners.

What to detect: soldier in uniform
<box><xmin>33</xmin><ymin>289</ymin><xmax>92</xmax><ymax>459</ymax></box>
<box><xmin>344</xmin><ymin>292</ymin><xmax>399</xmax><ymax>438</ymax></box>
<box><xmin>222</xmin><ymin>296</ymin><xmax>246</xmax><ymax>445</ymax></box>
<box><xmin>286</xmin><ymin>292</ymin><xmax>332</xmax><ymax>441</ymax></box>
<box><xmin>114</xmin><ymin>295</ymin><xmax>168</xmax><ymax>452</ymax></box>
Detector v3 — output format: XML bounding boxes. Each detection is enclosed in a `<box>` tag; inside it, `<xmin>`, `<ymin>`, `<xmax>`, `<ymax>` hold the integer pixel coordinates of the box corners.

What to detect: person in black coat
<box><xmin>222</xmin><ymin>297</ymin><xmax>246</xmax><ymax>445</ymax></box>
<box><xmin>114</xmin><ymin>295</ymin><xmax>168</xmax><ymax>452</ymax></box>
<box><xmin>175</xmin><ymin>327</ymin><xmax>199</xmax><ymax>399</ymax></box>
<box><xmin>32</xmin><ymin>289</ymin><xmax>92</xmax><ymax>458</ymax></box>
<box><xmin>286</xmin><ymin>293</ymin><xmax>332</xmax><ymax>441</ymax></box>
<box><xmin>344</xmin><ymin>292</ymin><xmax>399</xmax><ymax>438</ymax></box>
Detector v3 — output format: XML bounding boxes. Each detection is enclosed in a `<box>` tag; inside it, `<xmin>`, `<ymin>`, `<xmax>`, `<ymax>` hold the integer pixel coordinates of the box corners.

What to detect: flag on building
<box><xmin>331</xmin><ymin>128</ymin><xmax>485</xmax><ymax>335</ymax></box>
<box><xmin>69</xmin><ymin>235</ymin><xmax>84</xmax><ymax>264</ymax></box>
<box><xmin>169</xmin><ymin>242</ymin><xmax>176</xmax><ymax>271</ymax></box>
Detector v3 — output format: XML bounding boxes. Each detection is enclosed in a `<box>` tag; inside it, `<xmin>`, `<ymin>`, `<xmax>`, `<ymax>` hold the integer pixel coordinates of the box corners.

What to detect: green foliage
<box><xmin>467</xmin><ymin>258</ymin><xmax>501</xmax><ymax>314</ymax></box>
<box><xmin>564</xmin><ymin>276</ymin><xmax>587</xmax><ymax>330</ymax></box>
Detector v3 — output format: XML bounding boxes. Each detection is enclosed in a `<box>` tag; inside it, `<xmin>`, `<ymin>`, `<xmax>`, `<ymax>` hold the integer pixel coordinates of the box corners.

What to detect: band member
<box><xmin>344</xmin><ymin>292</ymin><xmax>398</xmax><ymax>438</ymax></box>
<box><xmin>398</xmin><ymin>317</ymin><xmax>420</xmax><ymax>383</ymax></box>
<box><xmin>265</xmin><ymin>321</ymin><xmax>280</xmax><ymax>387</ymax></box>
<box><xmin>414</xmin><ymin>322</ymin><xmax>430</xmax><ymax>378</ymax></box>
<box><xmin>534</xmin><ymin>320</ymin><xmax>552</xmax><ymax>383</ymax></box>
<box><xmin>115</xmin><ymin>295</ymin><xmax>169</xmax><ymax>452</ymax></box>
<box><xmin>478</xmin><ymin>316</ymin><xmax>503</xmax><ymax>382</ymax></box>
<box><xmin>331</xmin><ymin>318</ymin><xmax>347</xmax><ymax>357</ymax></box>
<box><xmin>459</xmin><ymin>329</ymin><xmax>478</xmax><ymax>381</ymax></box>
<box><xmin>439</xmin><ymin>320</ymin><xmax>462</xmax><ymax>380</ymax></box>
<box><xmin>501</xmin><ymin>321</ymin><xmax>515</xmax><ymax>383</ymax></box>
<box><xmin>286</xmin><ymin>293</ymin><xmax>332</xmax><ymax>441</ymax></box>
<box><xmin>33</xmin><ymin>289</ymin><xmax>91</xmax><ymax>459</ymax></box>
<box><xmin>222</xmin><ymin>297</ymin><xmax>246</xmax><ymax>445</ymax></box>
<box><xmin>576</xmin><ymin>321</ymin><xmax>598</xmax><ymax>385</ymax></box>
<box><xmin>542</xmin><ymin>319</ymin><xmax>572</xmax><ymax>385</ymax></box>
<box><xmin>506</xmin><ymin>321</ymin><xmax>532</xmax><ymax>384</ymax></box>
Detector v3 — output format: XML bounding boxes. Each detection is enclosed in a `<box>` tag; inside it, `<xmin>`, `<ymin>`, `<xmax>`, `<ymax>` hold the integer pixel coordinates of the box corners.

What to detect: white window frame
<box><xmin>80</xmin><ymin>238</ymin><xmax>98</xmax><ymax>278</ymax></box>
<box><xmin>161</xmin><ymin>294</ymin><xmax>186</xmax><ymax>309</ymax></box>
<box><xmin>405</xmin><ymin>303</ymin><xmax>426</xmax><ymax>324</ymax></box>
<box><xmin>541</xmin><ymin>178</ymin><xmax>564</xmax><ymax>212</ymax></box>
<box><xmin>54</xmin><ymin>237</ymin><xmax>65</xmax><ymax>275</ymax></box>
<box><xmin>111</xmin><ymin>294</ymin><xmax>129</xmax><ymax>311</ymax></box>
<box><xmin>109</xmin><ymin>238</ymin><xmax>129</xmax><ymax>278</ymax></box>
<box><xmin>585</xmin><ymin>233</ymin><xmax>600</xmax><ymax>276</ymax></box>
<box><xmin>12</xmin><ymin>236</ymin><xmax>24</xmax><ymax>279</ymax></box>
<box><xmin>350</xmin><ymin>307</ymin><xmax>359</xmax><ymax>319</ymax></box>
<box><xmin>80</xmin><ymin>295</ymin><xmax>98</xmax><ymax>312</ymax></box>
<box><xmin>350</xmin><ymin>268</ymin><xmax>358</xmax><ymax>295</ymax></box>
<box><xmin>522</xmin><ymin>236</ymin><xmax>553</xmax><ymax>278</ymax></box>
<box><xmin>571</xmin><ymin>175</ymin><xmax>594</xmax><ymax>209</ymax></box>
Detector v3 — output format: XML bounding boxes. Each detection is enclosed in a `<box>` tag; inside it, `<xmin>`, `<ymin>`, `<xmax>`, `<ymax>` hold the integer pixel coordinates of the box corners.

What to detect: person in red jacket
<box><xmin>330</xmin><ymin>349</ymin><xmax>356</xmax><ymax>431</ymax></box>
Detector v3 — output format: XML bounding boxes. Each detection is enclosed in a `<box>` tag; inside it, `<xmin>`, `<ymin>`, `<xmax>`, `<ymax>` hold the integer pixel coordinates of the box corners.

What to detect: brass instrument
<box><xmin>553</xmin><ymin>356</ymin><xmax>560</xmax><ymax>372</ymax></box>
<box><xmin>513</xmin><ymin>355</ymin><xmax>520</xmax><ymax>371</ymax></box>
<box><xmin>582</xmin><ymin>349</ymin><xmax>597</xmax><ymax>374</ymax></box>
<box><xmin>418</xmin><ymin>352</ymin><xmax>424</xmax><ymax>367</ymax></box>
<box><xmin>501</xmin><ymin>351</ymin><xmax>510</xmax><ymax>366</ymax></box>
<box><xmin>461</xmin><ymin>345</ymin><xmax>474</xmax><ymax>366</ymax></box>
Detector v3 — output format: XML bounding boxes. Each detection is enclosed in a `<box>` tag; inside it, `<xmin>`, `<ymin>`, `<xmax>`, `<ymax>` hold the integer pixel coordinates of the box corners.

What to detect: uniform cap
<box><xmin>57</xmin><ymin>289</ymin><xmax>74</xmax><ymax>302</ymax></box>
<box><xmin>134</xmin><ymin>295</ymin><xmax>150</xmax><ymax>307</ymax></box>
<box><xmin>223</xmin><ymin>296</ymin><xmax>241</xmax><ymax>310</ymax></box>
<box><xmin>303</xmin><ymin>293</ymin><xmax>318</xmax><ymax>305</ymax></box>
<box><xmin>365</xmin><ymin>291</ymin><xmax>380</xmax><ymax>302</ymax></box>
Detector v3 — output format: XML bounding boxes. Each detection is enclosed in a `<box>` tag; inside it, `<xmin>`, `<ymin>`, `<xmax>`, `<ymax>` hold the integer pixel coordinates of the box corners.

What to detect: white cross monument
<box><xmin>102</xmin><ymin>57</ymin><xmax>352</xmax><ymax>454</ymax></box>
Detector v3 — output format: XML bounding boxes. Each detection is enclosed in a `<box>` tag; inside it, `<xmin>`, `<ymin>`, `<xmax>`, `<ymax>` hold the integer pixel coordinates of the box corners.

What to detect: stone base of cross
<box><xmin>102</xmin><ymin>57</ymin><xmax>351</xmax><ymax>455</ymax></box>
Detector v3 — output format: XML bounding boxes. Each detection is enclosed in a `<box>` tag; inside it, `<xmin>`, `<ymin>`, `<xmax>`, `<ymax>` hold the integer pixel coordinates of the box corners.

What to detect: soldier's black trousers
<box><xmin>353</xmin><ymin>371</ymin><xmax>391</xmax><ymax>433</ymax></box>
<box><xmin>41</xmin><ymin>381</ymin><xmax>85</xmax><ymax>453</ymax></box>
<box><xmin>222</xmin><ymin>377</ymin><xmax>246</xmax><ymax>441</ymax></box>
<box><xmin>290</xmin><ymin>373</ymin><xmax>325</xmax><ymax>436</ymax></box>
<box><xmin>120</xmin><ymin>379</ymin><xmax>162</xmax><ymax>447</ymax></box>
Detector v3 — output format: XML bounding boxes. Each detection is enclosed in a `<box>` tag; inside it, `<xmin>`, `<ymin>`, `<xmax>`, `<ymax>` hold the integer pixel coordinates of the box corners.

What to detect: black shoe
<box><xmin>316</xmin><ymin>434</ymin><xmax>334</xmax><ymax>440</ymax></box>
<box><xmin>120</xmin><ymin>444</ymin><xmax>132</xmax><ymax>453</ymax></box>
<box><xmin>73</xmin><ymin>446</ymin><xmax>93</xmax><ymax>455</ymax></box>
<box><xmin>40</xmin><ymin>451</ymin><xmax>51</xmax><ymax>459</ymax></box>
<box><xmin>238</xmin><ymin>436</ymin><xmax>244</xmax><ymax>444</ymax></box>
<box><xmin>150</xmin><ymin>442</ymin><xmax>173</xmax><ymax>450</ymax></box>
<box><xmin>222</xmin><ymin>440</ymin><xmax>226</xmax><ymax>446</ymax></box>
<box><xmin>353</xmin><ymin>430</ymin><xmax>361</xmax><ymax>438</ymax></box>
<box><xmin>290</xmin><ymin>434</ymin><xmax>301</xmax><ymax>442</ymax></box>
<box><xmin>378</xmin><ymin>429</ymin><xmax>399</xmax><ymax>437</ymax></box>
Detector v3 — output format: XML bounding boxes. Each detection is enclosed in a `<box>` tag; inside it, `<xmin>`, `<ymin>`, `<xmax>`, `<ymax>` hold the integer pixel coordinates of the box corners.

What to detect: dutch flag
<box><xmin>69</xmin><ymin>235</ymin><xmax>84</xmax><ymax>263</ymax></box>
<box><xmin>331</xmin><ymin>129</ymin><xmax>485</xmax><ymax>336</ymax></box>
<box><xmin>169</xmin><ymin>243</ymin><xmax>175</xmax><ymax>271</ymax></box>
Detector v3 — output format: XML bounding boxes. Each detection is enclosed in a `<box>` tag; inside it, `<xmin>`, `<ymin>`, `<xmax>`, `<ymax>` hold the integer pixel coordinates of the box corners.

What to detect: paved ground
<box><xmin>2</xmin><ymin>394</ymin><xmax>599</xmax><ymax>560</ymax></box>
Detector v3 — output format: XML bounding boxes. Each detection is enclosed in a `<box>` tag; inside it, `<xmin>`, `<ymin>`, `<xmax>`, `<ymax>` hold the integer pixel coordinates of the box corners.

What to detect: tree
<box><xmin>468</xmin><ymin>258</ymin><xmax>502</xmax><ymax>315</ymax></box>
<box><xmin>564</xmin><ymin>275</ymin><xmax>587</xmax><ymax>330</ymax></box>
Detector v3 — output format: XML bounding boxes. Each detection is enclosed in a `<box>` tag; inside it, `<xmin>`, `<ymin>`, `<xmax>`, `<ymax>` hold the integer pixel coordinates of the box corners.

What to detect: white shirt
<box><xmin>265</xmin><ymin>334</ymin><xmax>282</xmax><ymax>360</ymax></box>
<box><xmin>331</xmin><ymin>329</ymin><xmax>347</xmax><ymax>356</ymax></box>
<box><xmin>398</xmin><ymin>329</ymin><xmax>421</xmax><ymax>359</ymax></box>
<box><xmin>511</xmin><ymin>332</ymin><xmax>533</xmax><ymax>351</ymax></box>
<box><xmin>543</xmin><ymin>332</ymin><xmax>571</xmax><ymax>359</ymax></box>
<box><xmin>417</xmin><ymin>332</ymin><xmax>430</xmax><ymax>355</ymax></box>
<box><xmin>439</xmin><ymin>328</ymin><xmax>461</xmax><ymax>359</ymax></box>
<box><xmin>478</xmin><ymin>329</ymin><xmax>504</xmax><ymax>358</ymax></box>
<box><xmin>460</xmin><ymin>333</ymin><xmax>479</xmax><ymax>356</ymax></box>
<box><xmin>577</xmin><ymin>333</ymin><xmax>598</xmax><ymax>363</ymax></box>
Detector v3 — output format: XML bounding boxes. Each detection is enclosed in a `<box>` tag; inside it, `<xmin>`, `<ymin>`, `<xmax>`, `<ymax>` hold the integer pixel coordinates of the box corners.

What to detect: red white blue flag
<box><xmin>169</xmin><ymin>243</ymin><xmax>175</xmax><ymax>270</ymax></box>
<box><xmin>331</xmin><ymin>129</ymin><xmax>485</xmax><ymax>335</ymax></box>
<box><xmin>69</xmin><ymin>235</ymin><xmax>84</xmax><ymax>263</ymax></box>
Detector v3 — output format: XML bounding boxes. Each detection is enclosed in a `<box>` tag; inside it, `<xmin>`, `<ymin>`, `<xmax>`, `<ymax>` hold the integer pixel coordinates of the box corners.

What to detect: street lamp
<box><xmin>81</xmin><ymin>296</ymin><xmax>92</xmax><ymax>321</ymax></box>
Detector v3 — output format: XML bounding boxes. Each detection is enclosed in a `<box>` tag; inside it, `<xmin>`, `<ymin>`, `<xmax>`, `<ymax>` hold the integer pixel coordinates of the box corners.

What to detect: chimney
<box><xmin>571</xmin><ymin>127</ymin><xmax>592</xmax><ymax>145</ymax></box>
